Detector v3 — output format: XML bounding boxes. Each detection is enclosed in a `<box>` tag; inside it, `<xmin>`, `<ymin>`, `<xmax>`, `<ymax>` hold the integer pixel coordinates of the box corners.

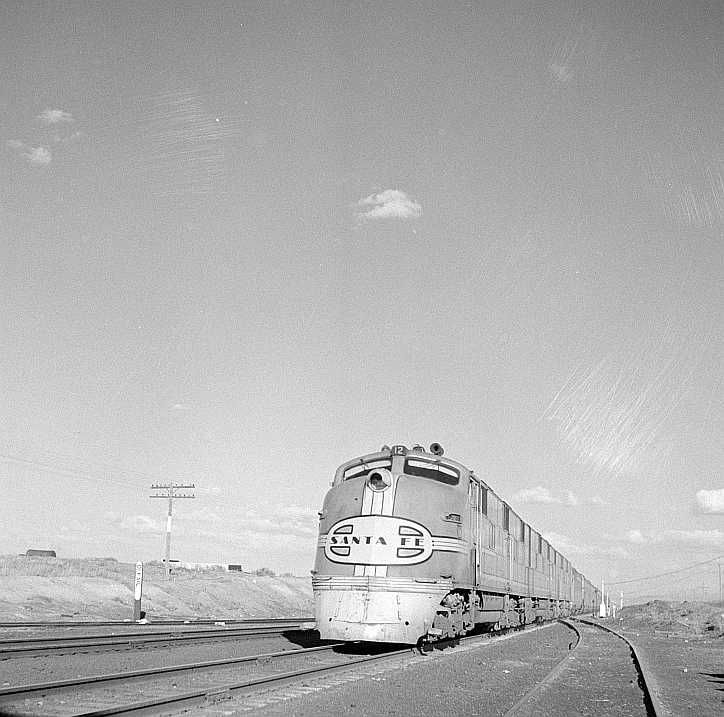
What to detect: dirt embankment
<box><xmin>0</xmin><ymin>556</ymin><xmax>313</xmax><ymax>621</ymax></box>
<box><xmin>618</xmin><ymin>599</ymin><xmax>724</xmax><ymax>638</ymax></box>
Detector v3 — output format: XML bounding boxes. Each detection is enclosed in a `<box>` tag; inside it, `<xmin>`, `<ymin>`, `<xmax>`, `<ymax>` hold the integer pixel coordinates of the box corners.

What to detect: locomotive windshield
<box><xmin>343</xmin><ymin>459</ymin><xmax>392</xmax><ymax>480</ymax></box>
<box><xmin>404</xmin><ymin>458</ymin><xmax>459</xmax><ymax>485</ymax></box>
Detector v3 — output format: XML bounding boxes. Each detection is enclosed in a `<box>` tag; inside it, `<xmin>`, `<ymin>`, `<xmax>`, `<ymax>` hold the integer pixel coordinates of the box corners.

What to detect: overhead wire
<box><xmin>608</xmin><ymin>554</ymin><xmax>724</xmax><ymax>585</ymax></box>
<box><xmin>0</xmin><ymin>452</ymin><xmax>148</xmax><ymax>490</ymax></box>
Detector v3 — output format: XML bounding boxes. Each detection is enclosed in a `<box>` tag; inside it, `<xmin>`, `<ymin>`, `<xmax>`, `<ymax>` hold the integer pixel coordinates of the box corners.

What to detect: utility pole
<box><xmin>150</xmin><ymin>483</ymin><xmax>195</xmax><ymax>580</ymax></box>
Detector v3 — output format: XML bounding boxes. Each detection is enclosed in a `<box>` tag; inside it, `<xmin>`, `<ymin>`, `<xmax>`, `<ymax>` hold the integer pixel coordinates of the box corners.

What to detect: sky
<box><xmin>1</xmin><ymin>1</ymin><xmax>722</xmax><ymax>597</ymax></box>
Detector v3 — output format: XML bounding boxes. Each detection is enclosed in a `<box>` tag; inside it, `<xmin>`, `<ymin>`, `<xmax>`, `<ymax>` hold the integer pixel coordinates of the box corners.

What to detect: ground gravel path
<box><xmin>510</xmin><ymin>620</ymin><xmax>648</xmax><ymax>716</ymax></box>
<box><xmin>197</xmin><ymin>622</ymin><xmax>576</xmax><ymax>716</ymax></box>
<box><xmin>620</xmin><ymin>630</ymin><xmax>723</xmax><ymax>717</ymax></box>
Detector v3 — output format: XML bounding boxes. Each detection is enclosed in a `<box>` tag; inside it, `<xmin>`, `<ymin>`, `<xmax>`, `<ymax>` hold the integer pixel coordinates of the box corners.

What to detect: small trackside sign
<box><xmin>134</xmin><ymin>562</ymin><xmax>143</xmax><ymax>600</ymax></box>
<box><xmin>324</xmin><ymin>516</ymin><xmax>433</xmax><ymax>565</ymax></box>
<box><xmin>133</xmin><ymin>561</ymin><xmax>143</xmax><ymax>621</ymax></box>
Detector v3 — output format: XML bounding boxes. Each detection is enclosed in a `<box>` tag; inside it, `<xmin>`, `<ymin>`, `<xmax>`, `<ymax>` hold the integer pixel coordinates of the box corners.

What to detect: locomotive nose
<box><xmin>368</xmin><ymin>468</ymin><xmax>392</xmax><ymax>491</ymax></box>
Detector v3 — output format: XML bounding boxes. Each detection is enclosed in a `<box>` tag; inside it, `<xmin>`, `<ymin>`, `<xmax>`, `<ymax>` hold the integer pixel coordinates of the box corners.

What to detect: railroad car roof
<box><xmin>333</xmin><ymin>445</ymin><xmax>598</xmax><ymax>593</ymax></box>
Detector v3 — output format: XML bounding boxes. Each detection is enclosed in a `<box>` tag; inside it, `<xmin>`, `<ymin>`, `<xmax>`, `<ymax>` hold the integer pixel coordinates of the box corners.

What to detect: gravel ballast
<box><xmin>198</xmin><ymin>622</ymin><xmax>577</xmax><ymax>716</ymax></box>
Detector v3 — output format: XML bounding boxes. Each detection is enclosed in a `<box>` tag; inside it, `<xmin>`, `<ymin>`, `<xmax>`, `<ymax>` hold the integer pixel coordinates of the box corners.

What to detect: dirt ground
<box><xmin>610</xmin><ymin>601</ymin><xmax>723</xmax><ymax>716</ymax></box>
<box><xmin>0</xmin><ymin>556</ymin><xmax>313</xmax><ymax>621</ymax></box>
<box><xmin>617</xmin><ymin>599</ymin><xmax>724</xmax><ymax>637</ymax></box>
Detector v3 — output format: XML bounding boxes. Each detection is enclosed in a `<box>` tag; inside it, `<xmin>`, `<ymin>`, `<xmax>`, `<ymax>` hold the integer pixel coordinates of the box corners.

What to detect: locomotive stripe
<box><xmin>318</xmin><ymin>534</ymin><xmax>467</xmax><ymax>553</ymax></box>
<box><xmin>312</xmin><ymin>575</ymin><xmax>454</xmax><ymax>592</ymax></box>
<box><xmin>431</xmin><ymin>537</ymin><xmax>468</xmax><ymax>553</ymax></box>
<box><xmin>353</xmin><ymin>474</ymin><xmax>401</xmax><ymax>578</ymax></box>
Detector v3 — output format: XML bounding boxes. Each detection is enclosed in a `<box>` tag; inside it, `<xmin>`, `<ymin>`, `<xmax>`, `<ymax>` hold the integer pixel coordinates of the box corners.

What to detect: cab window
<box><xmin>343</xmin><ymin>459</ymin><xmax>392</xmax><ymax>480</ymax></box>
<box><xmin>404</xmin><ymin>458</ymin><xmax>459</xmax><ymax>485</ymax></box>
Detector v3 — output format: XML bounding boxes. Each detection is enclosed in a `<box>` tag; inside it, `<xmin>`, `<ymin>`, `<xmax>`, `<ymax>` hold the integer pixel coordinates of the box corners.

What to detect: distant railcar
<box><xmin>313</xmin><ymin>444</ymin><xmax>600</xmax><ymax>646</ymax></box>
<box><xmin>25</xmin><ymin>549</ymin><xmax>57</xmax><ymax>558</ymax></box>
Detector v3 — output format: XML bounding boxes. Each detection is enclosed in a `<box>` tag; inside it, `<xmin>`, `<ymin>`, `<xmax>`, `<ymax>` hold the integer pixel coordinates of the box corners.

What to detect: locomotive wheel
<box><xmin>416</xmin><ymin>636</ymin><xmax>432</xmax><ymax>655</ymax></box>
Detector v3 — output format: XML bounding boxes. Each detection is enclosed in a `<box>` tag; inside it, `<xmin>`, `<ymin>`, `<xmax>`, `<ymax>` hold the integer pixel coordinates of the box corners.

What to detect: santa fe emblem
<box><xmin>324</xmin><ymin>515</ymin><xmax>433</xmax><ymax>565</ymax></box>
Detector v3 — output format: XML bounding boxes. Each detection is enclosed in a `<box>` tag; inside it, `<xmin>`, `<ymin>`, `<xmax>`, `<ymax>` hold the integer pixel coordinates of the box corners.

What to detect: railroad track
<box><xmin>0</xmin><ymin>619</ymin><xmax>666</xmax><ymax>715</ymax></box>
<box><xmin>0</xmin><ymin>622</ymin><xmax>559</xmax><ymax>716</ymax></box>
<box><xmin>0</xmin><ymin>617</ymin><xmax>314</xmax><ymax>629</ymax></box>
<box><xmin>502</xmin><ymin>618</ymin><xmax>664</xmax><ymax>717</ymax></box>
<box><xmin>0</xmin><ymin>640</ymin><xmax>404</xmax><ymax>716</ymax></box>
<box><xmin>0</xmin><ymin>619</ymin><xmax>314</xmax><ymax>659</ymax></box>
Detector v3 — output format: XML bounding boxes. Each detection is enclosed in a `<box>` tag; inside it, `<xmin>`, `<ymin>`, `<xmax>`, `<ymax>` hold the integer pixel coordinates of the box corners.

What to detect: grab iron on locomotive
<box><xmin>313</xmin><ymin>443</ymin><xmax>600</xmax><ymax>645</ymax></box>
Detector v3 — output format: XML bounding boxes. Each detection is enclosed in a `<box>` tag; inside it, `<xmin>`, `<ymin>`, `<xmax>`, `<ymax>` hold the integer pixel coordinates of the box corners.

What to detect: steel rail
<box><xmin>0</xmin><ymin>619</ymin><xmax>309</xmax><ymax>644</ymax></box>
<box><xmin>0</xmin><ymin>643</ymin><xmax>343</xmax><ymax>701</ymax></box>
<box><xmin>503</xmin><ymin>618</ymin><xmax>663</xmax><ymax>717</ymax></box>
<box><xmin>500</xmin><ymin>619</ymin><xmax>582</xmax><ymax>717</ymax></box>
<box><xmin>1</xmin><ymin>618</ymin><xmax>554</xmax><ymax>715</ymax></box>
<box><xmin>69</xmin><ymin>623</ymin><xmax>554</xmax><ymax>716</ymax></box>
<box><xmin>0</xmin><ymin>645</ymin><xmax>407</xmax><ymax>717</ymax></box>
<box><xmin>70</xmin><ymin>649</ymin><xmax>411</xmax><ymax>716</ymax></box>
<box><xmin>0</xmin><ymin>616</ymin><xmax>314</xmax><ymax>628</ymax></box>
<box><xmin>0</xmin><ymin>623</ymin><xmax>313</xmax><ymax>658</ymax></box>
<box><xmin>573</xmin><ymin>617</ymin><xmax>667</xmax><ymax>717</ymax></box>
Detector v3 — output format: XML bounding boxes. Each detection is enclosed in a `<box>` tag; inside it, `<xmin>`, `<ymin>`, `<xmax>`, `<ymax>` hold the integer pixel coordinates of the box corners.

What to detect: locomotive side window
<box><xmin>403</xmin><ymin>458</ymin><xmax>459</xmax><ymax>485</ymax></box>
<box><xmin>343</xmin><ymin>459</ymin><xmax>392</xmax><ymax>480</ymax></box>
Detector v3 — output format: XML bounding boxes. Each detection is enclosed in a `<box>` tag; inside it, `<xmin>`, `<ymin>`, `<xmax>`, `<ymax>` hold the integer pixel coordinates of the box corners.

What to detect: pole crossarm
<box><xmin>150</xmin><ymin>493</ymin><xmax>195</xmax><ymax>498</ymax></box>
<box><xmin>149</xmin><ymin>483</ymin><xmax>196</xmax><ymax>580</ymax></box>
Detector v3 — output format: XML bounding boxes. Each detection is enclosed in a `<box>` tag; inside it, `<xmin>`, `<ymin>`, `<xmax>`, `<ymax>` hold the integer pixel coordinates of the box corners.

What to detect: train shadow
<box><xmin>700</xmin><ymin>673</ymin><xmax>724</xmax><ymax>691</ymax></box>
<box><xmin>281</xmin><ymin>629</ymin><xmax>326</xmax><ymax>648</ymax></box>
<box><xmin>281</xmin><ymin>629</ymin><xmax>411</xmax><ymax>655</ymax></box>
<box><xmin>282</xmin><ymin>622</ymin><xmax>517</xmax><ymax>654</ymax></box>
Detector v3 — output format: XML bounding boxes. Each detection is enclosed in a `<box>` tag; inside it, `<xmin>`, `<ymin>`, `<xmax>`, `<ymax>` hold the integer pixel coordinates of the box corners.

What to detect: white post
<box><xmin>133</xmin><ymin>561</ymin><xmax>144</xmax><ymax>621</ymax></box>
<box><xmin>599</xmin><ymin>578</ymin><xmax>607</xmax><ymax>618</ymax></box>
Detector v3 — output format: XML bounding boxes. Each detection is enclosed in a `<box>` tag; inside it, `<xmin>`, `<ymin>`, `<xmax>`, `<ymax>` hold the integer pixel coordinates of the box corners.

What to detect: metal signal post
<box><xmin>150</xmin><ymin>483</ymin><xmax>195</xmax><ymax>579</ymax></box>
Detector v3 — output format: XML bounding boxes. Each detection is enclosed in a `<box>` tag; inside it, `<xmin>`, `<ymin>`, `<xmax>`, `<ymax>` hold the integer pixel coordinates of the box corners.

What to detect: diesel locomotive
<box><xmin>313</xmin><ymin>443</ymin><xmax>599</xmax><ymax>645</ymax></box>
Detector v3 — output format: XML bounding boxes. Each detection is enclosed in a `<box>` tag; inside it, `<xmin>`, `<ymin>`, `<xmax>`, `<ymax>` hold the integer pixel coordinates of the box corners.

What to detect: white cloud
<box><xmin>355</xmin><ymin>189</ymin><xmax>422</xmax><ymax>221</ymax></box>
<box><xmin>37</xmin><ymin>108</ymin><xmax>74</xmax><ymax>124</ymax></box>
<box><xmin>27</xmin><ymin>146</ymin><xmax>52</xmax><ymax>165</ymax></box>
<box><xmin>626</xmin><ymin>527</ymin><xmax>724</xmax><ymax>547</ymax></box>
<box><xmin>667</xmin><ymin>529</ymin><xmax>724</xmax><ymax>545</ymax></box>
<box><xmin>696</xmin><ymin>488</ymin><xmax>724</xmax><ymax>514</ymax></box>
<box><xmin>239</xmin><ymin>506</ymin><xmax>317</xmax><ymax>539</ymax></box>
<box><xmin>627</xmin><ymin>529</ymin><xmax>646</xmax><ymax>544</ymax></box>
<box><xmin>510</xmin><ymin>485</ymin><xmax>606</xmax><ymax>507</ymax></box>
<box><xmin>545</xmin><ymin>530</ymin><xmax>630</xmax><ymax>559</ymax></box>
<box><xmin>120</xmin><ymin>515</ymin><xmax>162</xmax><ymax>535</ymax></box>
<box><xmin>511</xmin><ymin>486</ymin><xmax>560</xmax><ymax>504</ymax></box>
<box><xmin>7</xmin><ymin>140</ymin><xmax>52</xmax><ymax>166</ymax></box>
<box><xmin>542</xmin><ymin>530</ymin><xmax>579</xmax><ymax>554</ymax></box>
<box><xmin>177</xmin><ymin>504</ymin><xmax>317</xmax><ymax>549</ymax></box>
<box><xmin>57</xmin><ymin>130</ymin><xmax>83</xmax><ymax>144</ymax></box>
<box><xmin>549</xmin><ymin>63</ymin><xmax>573</xmax><ymax>83</ymax></box>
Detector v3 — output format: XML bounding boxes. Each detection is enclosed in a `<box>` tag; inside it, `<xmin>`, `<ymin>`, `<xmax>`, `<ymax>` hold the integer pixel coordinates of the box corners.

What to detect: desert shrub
<box><xmin>253</xmin><ymin>567</ymin><xmax>276</xmax><ymax>577</ymax></box>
